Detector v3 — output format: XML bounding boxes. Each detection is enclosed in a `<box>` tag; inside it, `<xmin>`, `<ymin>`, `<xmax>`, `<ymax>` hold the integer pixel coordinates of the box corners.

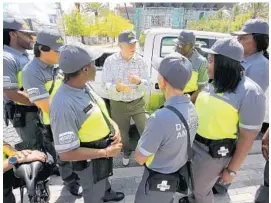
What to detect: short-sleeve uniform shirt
<box><xmin>3</xmin><ymin>45</ymin><xmax>30</xmax><ymax>103</ymax></box>
<box><xmin>50</xmin><ymin>82</ymin><xmax>108</xmax><ymax>153</ymax></box>
<box><xmin>137</xmin><ymin>95</ymin><xmax>198</xmax><ymax>174</ymax></box>
<box><xmin>22</xmin><ymin>57</ymin><xmax>62</xmax><ymax>103</ymax></box>
<box><xmin>241</xmin><ymin>52</ymin><xmax>269</xmax><ymax>93</ymax></box>
<box><xmin>196</xmin><ymin>76</ymin><xmax>266</xmax><ymax>140</ymax></box>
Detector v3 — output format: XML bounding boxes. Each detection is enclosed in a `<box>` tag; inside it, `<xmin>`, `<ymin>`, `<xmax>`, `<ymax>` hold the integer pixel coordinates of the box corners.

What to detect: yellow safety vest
<box><xmin>195</xmin><ymin>91</ymin><xmax>238</xmax><ymax>140</ymax></box>
<box><xmin>183</xmin><ymin>71</ymin><xmax>199</xmax><ymax>93</ymax></box>
<box><xmin>3</xmin><ymin>153</ymin><xmax>8</xmax><ymax>161</ymax></box>
<box><xmin>42</xmin><ymin>79</ymin><xmax>63</xmax><ymax>125</ymax></box>
<box><xmin>78</xmin><ymin>89</ymin><xmax>111</xmax><ymax>143</ymax></box>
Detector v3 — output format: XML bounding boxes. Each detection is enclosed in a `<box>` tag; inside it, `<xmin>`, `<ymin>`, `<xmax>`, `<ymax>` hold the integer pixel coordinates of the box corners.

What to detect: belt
<box><xmin>16</xmin><ymin>104</ymin><xmax>38</xmax><ymax>112</ymax></box>
<box><xmin>195</xmin><ymin>134</ymin><xmax>213</xmax><ymax>146</ymax></box>
<box><xmin>195</xmin><ymin>134</ymin><xmax>237</xmax><ymax>146</ymax></box>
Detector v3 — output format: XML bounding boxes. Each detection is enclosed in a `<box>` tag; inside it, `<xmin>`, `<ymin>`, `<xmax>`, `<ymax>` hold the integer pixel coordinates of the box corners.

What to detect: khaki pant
<box><xmin>110</xmin><ymin>98</ymin><xmax>148</xmax><ymax>156</ymax></box>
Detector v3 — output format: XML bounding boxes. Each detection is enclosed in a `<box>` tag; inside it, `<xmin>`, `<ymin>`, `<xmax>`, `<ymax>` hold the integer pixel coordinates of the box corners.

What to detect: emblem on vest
<box><xmin>157</xmin><ymin>181</ymin><xmax>170</xmax><ymax>192</ymax></box>
<box><xmin>56</xmin><ymin>37</ymin><xmax>63</xmax><ymax>44</ymax></box>
<box><xmin>218</xmin><ymin>146</ymin><xmax>229</xmax><ymax>157</ymax></box>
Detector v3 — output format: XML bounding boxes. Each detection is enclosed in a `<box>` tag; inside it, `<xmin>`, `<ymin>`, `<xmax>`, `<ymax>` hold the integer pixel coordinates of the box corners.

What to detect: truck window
<box><xmin>160</xmin><ymin>37</ymin><xmax>210</xmax><ymax>58</ymax></box>
<box><xmin>95</xmin><ymin>52</ymin><xmax>114</xmax><ymax>69</ymax></box>
<box><xmin>160</xmin><ymin>37</ymin><xmax>177</xmax><ymax>57</ymax></box>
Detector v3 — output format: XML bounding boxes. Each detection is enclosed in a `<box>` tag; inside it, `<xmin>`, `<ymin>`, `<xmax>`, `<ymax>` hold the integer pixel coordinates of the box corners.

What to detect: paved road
<box><xmin>4</xmin><ymin>124</ymin><xmax>267</xmax><ymax>203</ymax></box>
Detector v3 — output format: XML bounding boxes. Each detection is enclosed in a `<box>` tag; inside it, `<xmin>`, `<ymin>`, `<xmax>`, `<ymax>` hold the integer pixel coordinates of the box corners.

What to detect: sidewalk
<box><xmin>13</xmin><ymin>154</ymin><xmax>265</xmax><ymax>203</ymax></box>
<box><xmin>4</xmin><ymin>125</ymin><xmax>266</xmax><ymax>203</ymax></box>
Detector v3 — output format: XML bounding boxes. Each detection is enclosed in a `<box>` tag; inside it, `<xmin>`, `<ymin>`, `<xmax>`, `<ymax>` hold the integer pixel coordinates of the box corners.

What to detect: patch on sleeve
<box><xmin>27</xmin><ymin>88</ymin><xmax>40</xmax><ymax>98</ymax></box>
<box><xmin>59</xmin><ymin>131</ymin><xmax>76</xmax><ymax>144</ymax></box>
<box><xmin>3</xmin><ymin>76</ymin><xmax>11</xmax><ymax>85</ymax></box>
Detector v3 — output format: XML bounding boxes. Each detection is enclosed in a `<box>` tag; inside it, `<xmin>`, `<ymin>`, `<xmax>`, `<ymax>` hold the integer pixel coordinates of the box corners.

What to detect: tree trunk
<box><xmin>81</xmin><ymin>36</ymin><xmax>85</xmax><ymax>44</ymax></box>
<box><xmin>75</xmin><ymin>3</ymin><xmax>85</xmax><ymax>44</ymax></box>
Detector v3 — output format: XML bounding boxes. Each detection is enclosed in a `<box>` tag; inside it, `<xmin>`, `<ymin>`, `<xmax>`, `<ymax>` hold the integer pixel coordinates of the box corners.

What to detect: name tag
<box><xmin>83</xmin><ymin>104</ymin><xmax>93</xmax><ymax>114</ymax></box>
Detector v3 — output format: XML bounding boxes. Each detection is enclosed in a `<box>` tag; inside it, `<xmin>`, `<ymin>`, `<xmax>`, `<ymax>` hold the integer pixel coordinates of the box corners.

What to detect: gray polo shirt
<box><xmin>22</xmin><ymin>57</ymin><xmax>61</xmax><ymax>103</ymax></box>
<box><xmin>3</xmin><ymin>45</ymin><xmax>30</xmax><ymax>103</ymax></box>
<box><xmin>50</xmin><ymin>82</ymin><xmax>104</xmax><ymax>153</ymax></box>
<box><xmin>197</xmin><ymin>76</ymin><xmax>265</xmax><ymax>136</ymax></box>
<box><xmin>189</xmin><ymin>49</ymin><xmax>208</xmax><ymax>86</ymax></box>
<box><xmin>241</xmin><ymin>52</ymin><xmax>269</xmax><ymax>92</ymax></box>
<box><xmin>137</xmin><ymin>95</ymin><xmax>198</xmax><ymax>174</ymax></box>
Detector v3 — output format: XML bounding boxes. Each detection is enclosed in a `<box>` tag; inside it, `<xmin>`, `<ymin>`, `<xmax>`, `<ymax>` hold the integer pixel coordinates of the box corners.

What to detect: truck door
<box><xmin>145</xmin><ymin>34</ymin><xmax>178</xmax><ymax>113</ymax></box>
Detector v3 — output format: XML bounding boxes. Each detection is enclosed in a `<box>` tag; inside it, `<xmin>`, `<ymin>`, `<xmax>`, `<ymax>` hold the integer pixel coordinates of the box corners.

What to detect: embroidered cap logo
<box><xmin>56</xmin><ymin>37</ymin><xmax>63</xmax><ymax>44</ymax></box>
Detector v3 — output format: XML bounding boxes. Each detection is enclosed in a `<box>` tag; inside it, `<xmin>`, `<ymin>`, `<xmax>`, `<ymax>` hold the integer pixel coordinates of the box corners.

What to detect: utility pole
<box><xmin>124</xmin><ymin>3</ymin><xmax>130</xmax><ymax>20</ymax></box>
<box><xmin>55</xmin><ymin>2</ymin><xmax>67</xmax><ymax>43</ymax></box>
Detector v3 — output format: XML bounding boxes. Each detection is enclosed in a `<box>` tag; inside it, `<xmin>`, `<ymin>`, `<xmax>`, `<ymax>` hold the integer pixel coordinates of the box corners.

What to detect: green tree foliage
<box><xmin>187</xmin><ymin>3</ymin><xmax>269</xmax><ymax>33</ymax></box>
<box><xmin>63</xmin><ymin>6</ymin><xmax>134</xmax><ymax>40</ymax></box>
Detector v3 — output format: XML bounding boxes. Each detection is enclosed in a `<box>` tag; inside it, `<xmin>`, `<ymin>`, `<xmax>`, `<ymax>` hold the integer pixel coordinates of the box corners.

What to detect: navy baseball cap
<box><xmin>36</xmin><ymin>29</ymin><xmax>64</xmax><ymax>51</ymax></box>
<box><xmin>118</xmin><ymin>30</ymin><xmax>138</xmax><ymax>44</ymax></box>
<box><xmin>173</xmin><ymin>31</ymin><xmax>196</xmax><ymax>46</ymax></box>
<box><xmin>231</xmin><ymin>18</ymin><xmax>269</xmax><ymax>35</ymax></box>
<box><xmin>4</xmin><ymin>18</ymin><xmax>36</xmax><ymax>34</ymax></box>
<box><xmin>158</xmin><ymin>53</ymin><xmax>192</xmax><ymax>90</ymax></box>
<box><xmin>201</xmin><ymin>38</ymin><xmax>244</xmax><ymax>62</ymax></box>
<box><xmin>59</xmin><ymin>45</ymin><xmax>104</xmax><ymax>74</ymax></box>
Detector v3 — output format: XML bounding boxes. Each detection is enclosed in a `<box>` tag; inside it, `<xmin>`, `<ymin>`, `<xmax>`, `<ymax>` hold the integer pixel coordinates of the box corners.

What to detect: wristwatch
<box><xmin>8</xmin><ymin>156</ymin><xmax>18</xmax><ymax>166</ymax></box>
<box><xmin>225</xmin><ymin>168</ymin><xmax>236</xmax><ymax>177</ymax></box>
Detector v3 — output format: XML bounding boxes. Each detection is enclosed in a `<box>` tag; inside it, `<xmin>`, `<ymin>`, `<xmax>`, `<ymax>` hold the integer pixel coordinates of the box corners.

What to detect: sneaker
<box><xmin>66</xmin><ymin>182</ymin><xmax>83</xmax><ymax>197</ymax></box>
<box><xmin>122</xmin><ymin>156</ymin><xmax>130</xmax><ymax>166</ymax></box>
<box><xmin>52</xmin><ymin>165</ymin><xmax>60</xmax><ymax>176</ymax></box>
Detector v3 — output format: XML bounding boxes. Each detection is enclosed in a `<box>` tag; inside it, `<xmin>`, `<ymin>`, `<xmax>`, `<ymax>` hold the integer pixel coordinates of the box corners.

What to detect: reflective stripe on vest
<box><xmin>195</xmin><ymin>91</ymin><xmax>238</xmax><ymax>140</ymax></box>
<box><xmin>42</xmin><ymin>79</ymin><xmax>62</xmax><ymax>125</ymax></box>
<box><xmin>78</xmin><ymin>90</ymin><xmax>110</xmax><ymax>142</ymax></box>
<box><xmin>184</xmin><ymin>71</ymin><xmax>199</xmax><ymax>93</ymax></box>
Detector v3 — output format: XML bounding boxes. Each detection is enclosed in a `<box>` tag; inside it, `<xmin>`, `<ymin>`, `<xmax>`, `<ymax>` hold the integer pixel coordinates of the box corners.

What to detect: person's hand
<box><xmin>262</xmin><ymin>134</ymin><xmax>269</xmax><ymax>161</ymax></box>
<box><xmin>16</xmin><ymin>150</ymin><xmax>47</xmax><ymax>164</ymax></box>
<box><xmin>105</xmin><ymin>143</ymin><xmax>123</xmax><ymax>158</ymax></box>
<box><xmin>116</xmin><ymin>79</ymin><xmax>132</xmax><ymax>93</ymax></box>
<box><xmin>129</xmin><ymin>73</ymin><xmax>141</xmax><ymax>85</ymax></box>
<box><xmin>111</xmin><ymin>127</ymin><xmax>122</xmax><ymax>145</ymax></box>
<box><xmin>219</xmin><ymin>169</ymin><xmax>235</xmax><ymax>185</ymax></box>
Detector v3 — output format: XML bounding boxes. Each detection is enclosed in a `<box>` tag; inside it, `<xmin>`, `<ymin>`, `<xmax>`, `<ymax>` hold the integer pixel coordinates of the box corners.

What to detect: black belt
<box><xmin>195</xmin><ymin>134</ymin><xmax>213</xmax><ymax>146</ymax></box>
<box><xmin>195</xmin><ymin>134</ymin><xmax>237</xmax><ymax>146</ymax></box>
<box><xmin>16</xmin><ymin>104</ymin><xmax>38</xmax><ymax>112</ymax></box>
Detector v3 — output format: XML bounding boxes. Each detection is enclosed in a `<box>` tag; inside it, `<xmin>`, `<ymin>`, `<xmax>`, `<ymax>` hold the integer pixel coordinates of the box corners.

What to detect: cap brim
<box><xmin>19</xmin><ymin>29</ymin><xmax>37</xmax><ymax>34</ymax></box>
<box><xmin>201</xmin><ymin>48</ymin><xmax>218</xmax><ymax>55</ymax></box>
<box><xmin>52</xmin><ymin>44</ymin><xmax>64</xmax><ymax>52</ymax></box>
<box><xmin>231</xmin><ymin>31</ymin><xmax>250</xmax><ymax>36</ymax></box>
<box><xmin>128</xmin><ymin>39</ymin><xmax>138</xmax><ymax>44</ymax></box>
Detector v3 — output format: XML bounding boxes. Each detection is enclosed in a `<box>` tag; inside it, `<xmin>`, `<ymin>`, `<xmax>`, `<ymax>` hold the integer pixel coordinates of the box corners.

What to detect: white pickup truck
<box><xmin>93</xmin><ymin>28</ymin><xmax>231</xmax><ymax>113</ymax></box>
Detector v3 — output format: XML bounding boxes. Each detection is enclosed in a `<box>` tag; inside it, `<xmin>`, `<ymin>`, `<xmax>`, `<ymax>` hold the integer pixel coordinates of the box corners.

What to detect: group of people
<box><xmin>3</xmin><ymin>16</ymin><xmax>269</xmax><ymax>203</ymax></box>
